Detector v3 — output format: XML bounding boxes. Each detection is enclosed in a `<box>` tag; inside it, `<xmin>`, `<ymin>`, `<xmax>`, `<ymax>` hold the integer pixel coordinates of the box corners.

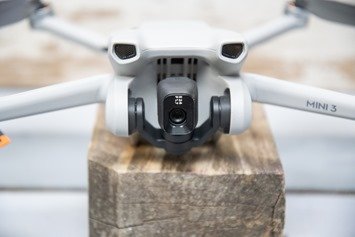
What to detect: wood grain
<box><xmin>88</xmin><ymin>104</ymin><xmax>284</xmax><ymax>237</ymax></box>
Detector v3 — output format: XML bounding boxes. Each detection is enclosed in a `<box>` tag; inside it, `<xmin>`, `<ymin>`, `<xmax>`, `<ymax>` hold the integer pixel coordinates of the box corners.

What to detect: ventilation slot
<box><xmin>157</xmin><ymin>57</ymin><xmax>198</xmax><ymax>81</ymax></box>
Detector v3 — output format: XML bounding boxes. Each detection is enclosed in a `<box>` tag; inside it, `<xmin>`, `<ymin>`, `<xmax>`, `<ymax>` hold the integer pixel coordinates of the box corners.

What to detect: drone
<box><xmin>0</xmin><ymin>0</ymin><xmax>354</xmax><ymax>154</ymax></box>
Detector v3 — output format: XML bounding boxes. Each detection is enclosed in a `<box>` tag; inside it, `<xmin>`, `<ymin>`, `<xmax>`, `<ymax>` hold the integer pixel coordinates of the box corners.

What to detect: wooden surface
<box><xmin>2</xmin><ymin>192</ymin><xmax>355</xmax><ymax>237</ymax></box>
<box><xmin>88</xmin><ymin>104</ymin><xmax>284</xmax><ymax>237</ymax></box>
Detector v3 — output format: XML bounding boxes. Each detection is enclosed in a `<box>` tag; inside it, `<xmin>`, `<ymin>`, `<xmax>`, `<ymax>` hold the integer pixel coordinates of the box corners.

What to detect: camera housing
<box><xmin>157</xmin><ymin>77</ymin><xmax>198</xmax><ymax>143</ymax></box>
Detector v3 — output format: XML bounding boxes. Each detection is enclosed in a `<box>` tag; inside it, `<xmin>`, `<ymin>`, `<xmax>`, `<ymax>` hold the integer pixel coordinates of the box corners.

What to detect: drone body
<box><xmin>104</xmin><ymin>22</ymin><xmax>253</xmax><ymax>154</ymax></box>
<box><xmin>0</xmin><ymin>0</ymin><xmax>355</xmax><ymax>154</ymax></box>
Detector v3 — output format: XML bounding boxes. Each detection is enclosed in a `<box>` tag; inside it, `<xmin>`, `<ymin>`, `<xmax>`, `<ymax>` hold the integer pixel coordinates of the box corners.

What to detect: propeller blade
<box><xmin>0</xmin><ymin>0</ymin><xmax>30</xmax><ymax>27</ymax></box>
<box><xmin>295</xmin><ymin>0</ymin><xmax>355</xmax><ymax>26</ymax></box>
<box><xmin>0</xmin><ymin>0</ymin><xmax>46</xmax><ymax>28</ymax></box>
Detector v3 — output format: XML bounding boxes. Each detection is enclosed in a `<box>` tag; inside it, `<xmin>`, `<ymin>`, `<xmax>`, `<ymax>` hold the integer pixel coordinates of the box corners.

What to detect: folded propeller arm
<box><xmin>29</xmin><ymin>4</ymin><xmax>108</xmax><ymax>52</ymax></box>
<box><xmin>242</xmin><ymin>73</ymin><xmax>355</xmax><ymax>120</ymax></box>
<box><xmin>0</xmin><ymin>0</ymin><xmax>108</xmax><ymax>53</ymax></box>
<box><xmin>244</xmin><ymin>0</ymin><xmax>355</xmax><ymax>49</ymax></box>
<box><xmin>0</xmin><ymin>74</ymin><xmax>353</xmax><ymax>125</ymax></box>
<box><xmin>0</xmin><ymin>75</ymin><xmax>111</xmax><ymax>122</ymax></box>
<box><xmin>244</xmin><ymin>2</ymin><xmax>309</xmax><ymax>49</ymax></box>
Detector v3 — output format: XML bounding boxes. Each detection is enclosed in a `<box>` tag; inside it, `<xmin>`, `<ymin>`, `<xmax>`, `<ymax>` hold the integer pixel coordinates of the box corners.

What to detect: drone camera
<box><xmin>169</xmin><ymin>108</ymin><xmax>186</xmax><ymax>125</ymax></box>
<box><xmin>157</xmin><ymin>77</ymin><xmax>198</xmax><ymax>143</ymax></box>
<box><xmin>113</xmin><ymin>43</ymin><xmax>137</xmax><ymax>60</ymax></box>
<box><xmin>221</xmin><ymin>43</ymin><xmax>244</xmax><ymax>59</ymax></box>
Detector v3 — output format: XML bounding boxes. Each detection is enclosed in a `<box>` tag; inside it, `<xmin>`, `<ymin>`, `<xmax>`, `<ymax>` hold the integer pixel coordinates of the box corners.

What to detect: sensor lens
<box><xmin>221</xmin><ymin>43</ymin><xmax>244</xmax><ymax>59</ymax></box>
<box><xmin>114</xmin><ymin>44</ymin><xmax>136</xmax><ymax>60</ymax></box>
<box><xmin>169</xmin><ymin>108</ymin><xmax>186</xmax><ymax>125</ymax></box>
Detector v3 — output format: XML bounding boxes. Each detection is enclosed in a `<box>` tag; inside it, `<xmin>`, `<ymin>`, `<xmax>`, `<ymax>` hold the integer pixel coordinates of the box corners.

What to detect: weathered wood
<box><xmin>88</xmin><ymin>104</ymin><xmax>284</xmax><ymax>237</ymax></box>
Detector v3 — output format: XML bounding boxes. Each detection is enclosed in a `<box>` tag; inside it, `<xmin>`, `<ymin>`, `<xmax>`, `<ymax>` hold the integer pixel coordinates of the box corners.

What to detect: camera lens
<box><xmin>169</xmin><ymin>108</ymin><xmax>186</xmax><ymax>125</ymax></box>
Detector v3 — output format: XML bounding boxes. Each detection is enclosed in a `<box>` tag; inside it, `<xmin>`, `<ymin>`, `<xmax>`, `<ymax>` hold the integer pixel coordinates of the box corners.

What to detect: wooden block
<box><xmin>88</xmin><ymin>104</ymin><xmax>284</xmax><ymax>237</ymax></box>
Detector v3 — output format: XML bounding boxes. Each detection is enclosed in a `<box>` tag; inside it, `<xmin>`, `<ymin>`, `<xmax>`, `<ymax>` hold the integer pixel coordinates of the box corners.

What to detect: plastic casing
<box><xmin>106</xmin><ymin>21</ymin><xmax>252</xmax><ymax>136</ymax></box>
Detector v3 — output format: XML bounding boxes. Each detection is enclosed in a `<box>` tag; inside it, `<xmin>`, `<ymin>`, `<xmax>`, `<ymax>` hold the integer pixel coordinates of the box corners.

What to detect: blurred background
<box><xmin>0</xmin><ymin>0</ymin><xmax>354</xmax><ymax>236</ymax></box>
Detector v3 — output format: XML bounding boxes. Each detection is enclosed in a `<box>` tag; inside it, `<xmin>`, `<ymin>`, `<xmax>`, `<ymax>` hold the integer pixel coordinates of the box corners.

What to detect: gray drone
<box><xmin>0</xmin><ymin>0</ymin><xmax>354</xmax><ymax>154</ymax></box>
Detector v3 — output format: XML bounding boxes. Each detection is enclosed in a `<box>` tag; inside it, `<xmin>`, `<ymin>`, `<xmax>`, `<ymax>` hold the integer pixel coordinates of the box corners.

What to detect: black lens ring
<box><xmin>169</xmin><ymin>108</ymin><xmax>186</xmax><ymax>125</ymax></box>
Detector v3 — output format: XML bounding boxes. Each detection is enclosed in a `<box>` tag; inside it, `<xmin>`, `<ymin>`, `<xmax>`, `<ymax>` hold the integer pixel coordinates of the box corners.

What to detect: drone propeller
<box><xmin>295</xmin><ymin>0</ymin><xmax>355</xmax><ymax>26</ymax></box>
<box><xmin>0</xmin><ymin>0</ymin><xmax>44</xmax><ymax>27</ymax></box>
<box><xmin>0</xmin><ymin>0</ymin><xmax>30</xmax><ymax>27</ymax></box>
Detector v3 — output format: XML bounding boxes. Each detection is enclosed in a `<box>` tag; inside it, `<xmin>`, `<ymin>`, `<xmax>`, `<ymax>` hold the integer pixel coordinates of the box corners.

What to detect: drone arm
<box><xmin>242</xmin><ymin>73</ymin><xmax>355</xmax><ymax>120</ymax></box>
<box><xmin>0</xmin><ymin>75</ymin><xmax>111</xmax><ymax>122</ymax></box>
<box><xmin>30</xmin><ymin>6</ymin><xmax>108</xmax><ymax>53</ymax></box>
<box><xmin>244</xmin><ymin>3</ymin><xmax>308</xmax><ymax>49</ymax></box>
